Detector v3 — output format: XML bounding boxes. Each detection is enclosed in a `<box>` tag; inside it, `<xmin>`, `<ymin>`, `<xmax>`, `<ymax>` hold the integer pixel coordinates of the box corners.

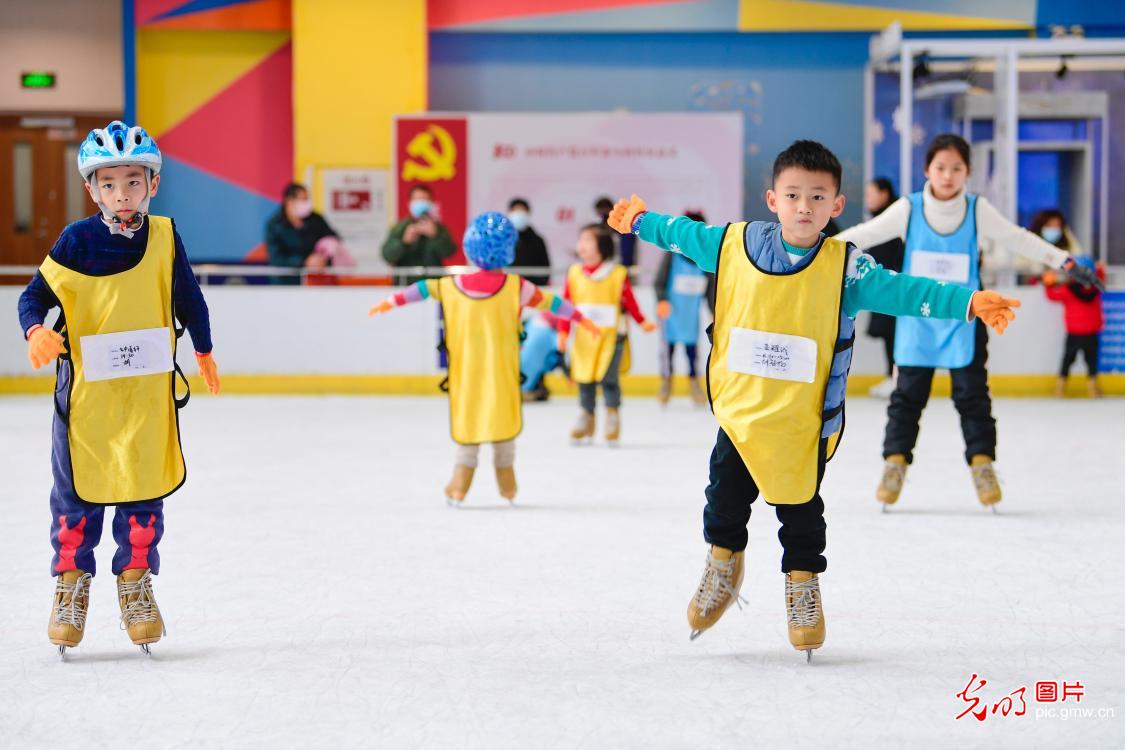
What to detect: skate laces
<box><xmin>881</xmin><ymin>460</ymin><xmax>907</xmax><ymax>493</ymax></box>
<box><xmin>971</xmin><ymin>461</ymin><xmax>999</xmax><ymax>493</ymax></box>
<box><xmin>118</xmin><ymin>571</ymin><xmax>165</xmax><ymax>633</ymax></box>
<box><xmin>692</xmin><ymin>554</ymin><xmax>746</xmax><ymax>616</ymax></box>
<box><xmin>53</xmin><ymin>573</ymin><xmax>92</xmax><ymax>630</ymax></box>
<box><xmin>786</xmin><ymin>576</ymin><xmax>821</xmax><ymax>628</ymax></box>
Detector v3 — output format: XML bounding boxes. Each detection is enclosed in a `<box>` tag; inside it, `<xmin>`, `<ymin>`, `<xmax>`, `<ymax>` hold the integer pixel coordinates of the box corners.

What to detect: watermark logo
<box><xmin>955</xmin><ymin>674</ymin><xmax>1113</xmax><ymax>722</ymax></box>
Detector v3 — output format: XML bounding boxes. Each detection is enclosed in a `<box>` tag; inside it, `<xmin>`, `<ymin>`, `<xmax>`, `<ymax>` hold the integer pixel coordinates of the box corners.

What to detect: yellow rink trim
<box><xmin>2</xmin><ymin>373</ymin><xmax>1123</xmax><ymax>398</ymax></box>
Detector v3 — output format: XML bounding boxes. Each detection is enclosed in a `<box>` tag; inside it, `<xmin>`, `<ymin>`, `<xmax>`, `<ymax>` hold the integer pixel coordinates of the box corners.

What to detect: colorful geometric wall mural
<box><xmin>132</xmin><ymin>0</ymin><xmax>292</xmax><ymax>262</ymax></box>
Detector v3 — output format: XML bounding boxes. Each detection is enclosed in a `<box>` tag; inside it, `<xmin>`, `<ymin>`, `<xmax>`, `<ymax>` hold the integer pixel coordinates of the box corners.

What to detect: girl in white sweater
<box><xmin>836</xmin><ymin>133</ymin><xmax>1098</xmax><ymax>510</ymax></box>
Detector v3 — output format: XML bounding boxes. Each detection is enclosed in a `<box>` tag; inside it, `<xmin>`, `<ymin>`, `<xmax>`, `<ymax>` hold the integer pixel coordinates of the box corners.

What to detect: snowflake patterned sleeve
<box><xmin>634</xmin><ymin>211</ymin><xmax>724</xmax><ymax>273</ymax></box>
<box><xmin>842</xmin><ymin>249</ymin><xmax>975</xmax><ymax>321</ymax></box>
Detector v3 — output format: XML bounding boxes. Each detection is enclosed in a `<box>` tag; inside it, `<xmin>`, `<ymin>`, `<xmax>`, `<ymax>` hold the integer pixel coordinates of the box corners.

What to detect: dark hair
<box><xmin>684</xmin><ymin>211</ymin><xmax>707</xmax><ymax>224</ymax></box>
<box><xmin>509</xmin><ymin>197</ymin><xmax>530</xmax><ymax>211</ymax></box>
<box><xmin>594</xmin><ymin>196</ymin><xmax>614</xmax><ymax>212</ymax></box>
<box><xmin>772</xmin><ymin>140</ymin><xmax>842</xmax><ymax>192</ymax></box>
<box><xmin>408</xmin><ymin>184</ymin><xmax>434</xmax><ymax>199</ymax></box>
<box><xmin>282</xmin><ymin>182</ymin><xmax>307</xmax><ymax>201</ymax></box>
<box><xmin>924</xmin><ymin>134</ymin><xmax>971</xmax><ymax>170</ymax></box>
<box><xmin>1028</xmin><ymin>208</ymin><xmax>1071</xmax><ymax>250</ymax></box>
<box><xmin>871</xmin><ymin>177</ymin><xmax>896</xmax><ymax>200</ymax></box>
<box><xmin>580</xmin><ymin>223</ymin><xmax>616</xmax><ymax>262</ymax></box>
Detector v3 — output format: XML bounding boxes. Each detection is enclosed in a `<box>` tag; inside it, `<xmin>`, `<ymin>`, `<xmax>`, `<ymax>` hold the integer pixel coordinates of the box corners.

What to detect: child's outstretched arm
<box><xmin>521</xmin><ymin>280</ymin><xmax>601</xmax><ymax>336</ymax></box>
<box><xmin>368</xmin><ymin>279</ymin><xmax>441</xmax><ymax>316</ymax></box>
<box><xmin>607</xmin><ymin>194</ymin><xmax>725</xmax><ymax>273</ymax></box>
<box><xmin>845</xmin><ymin>251</ymin><xmax>1020</xmax><ymax>335</ymax></box>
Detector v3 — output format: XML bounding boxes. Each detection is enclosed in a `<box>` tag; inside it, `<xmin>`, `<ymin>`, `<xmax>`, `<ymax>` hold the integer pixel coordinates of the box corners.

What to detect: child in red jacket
<box><xmin>1043</xmin><ymin>256</ymin><xmax>1105</xmax><ymax>398</ymax></box>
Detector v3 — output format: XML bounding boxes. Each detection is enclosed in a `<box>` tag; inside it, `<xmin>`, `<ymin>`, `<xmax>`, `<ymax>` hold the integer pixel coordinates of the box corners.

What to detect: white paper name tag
<box><xmin>726</xmin><ymin>327</ymin><xmax>818</xmax><ymax>383</ymax></box>
<box><xmin>80</xmin><ymin>327</ymin><xmax>174</xmax><ymax>382</ymax></box>
<box><xmin>577</xmin><ymin>303</ymin><xmax>618</xmax><ymax>328</ymax></box>
<box><xmin>910</xmin><ymin>249</ymin><xmax>970</xmax><ymax>284</ymax></box>
<box><xmin>672</xmin><ymin>275</ymin><xmax>709</xmax><ymax>296</ymax></box>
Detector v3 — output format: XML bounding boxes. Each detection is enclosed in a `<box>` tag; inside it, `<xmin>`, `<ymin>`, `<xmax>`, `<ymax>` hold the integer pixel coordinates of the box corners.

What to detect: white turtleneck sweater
<box><xmin>835</xmin><ymin>182</ymin><xmax>1069</xmax><ymax>271</ymax></box>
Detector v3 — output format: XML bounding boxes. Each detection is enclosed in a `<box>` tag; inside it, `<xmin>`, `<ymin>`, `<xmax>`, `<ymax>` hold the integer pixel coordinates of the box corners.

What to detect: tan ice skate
<box><xmin>496</xmin><ymin>466</ymin><xmax>517</xmax><ymax>502</ymax></box>
<box><xmin>786</xmin><ymin>571</ymin><xmax>825</xmax><ymax>662</ymax></box>
<box><xmin>570</xmin><ymin>410</ymin><xmax>595</xmax><ymax>444</ymax></box>
<box><xmin>1087</xmin><ymin>378</ymin><xmax>1102</xmax><ymax>399</ymax></box>
<box><xmin>689</xmin><ymin>377</ymin><xmax>707</xmax><ymax>406</ymax></box>
<box><xmin>970</xmin><ymin>455</ymin><xmax>1002</xmax><ymax>510</ymax></box>
<box><xmin>445</xmin><ymin>464</ymin><xmax>475</xmax><ymax>504</ymax></box>
<box><xmin>687</xmin><ymin>546</ymin><xmax>746</xmax><ymax>640</ymax></box>
<box><xmin>876</xmin><ymin>454</ymin><xmax>908</xmax><ymax>511</ymax></box>
<box><xmin>657</xmin><ymin>376</ymin><xmax>672</xmax><ymax>405</ymax></box>
<box><xmin>49</xmin><ymin>570</ymin><xmax>92</xmax><ymax>656</ymax></box>
<box><xmin>605</xmin><ymin>408</ymin><xmax>621</xmax><ymax>445</ymax></box>
<box><xmin>117</xmin><ymin>568</ymin><xmax>165</xmax><ymax>654</ymax></box>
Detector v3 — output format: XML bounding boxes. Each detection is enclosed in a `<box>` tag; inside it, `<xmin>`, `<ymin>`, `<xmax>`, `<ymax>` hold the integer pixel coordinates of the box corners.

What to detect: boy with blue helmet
<box><xmin>17</xmin><ymin>120</ymin><xmax>220</xmax><ymax>656</ymax></box>
<box><xmin>370</xmin><ymin>212</ymin><xmax>599</xmax><ymax>504</ymax></box>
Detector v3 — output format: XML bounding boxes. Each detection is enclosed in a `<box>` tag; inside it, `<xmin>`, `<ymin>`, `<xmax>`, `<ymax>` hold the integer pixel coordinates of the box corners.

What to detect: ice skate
<box><xmin>687</xmin><ymin>546</ymin><xmax>746</xmax><ymax>640</ymax></box>
<box><xmin>876</xmin><ymin>454</ymin><xmax>908</xmax><ymax>510</ymax></box>
<box><xmin>689</xmin><ymin>377</ymin><xmax>707</xmax><ymax>406</ymax></box>
<box><xmin>495</xmin><ymin>466</ymin><xmax>517</xmax><ymax>502</ymax></box>
<box><xmin>657</xmin><ymin>376</ymin><xmax>672</xmax><ymax>405</ymax></box>
<box><xmin>868</xmin><ymin>375</ymin><xmax>896</xmax><ymax>399</ymax></box>
<box><xmin>970</xmin><ymin>455</ymin><xmax>1002</xmax><ymax>510</ymax></box>
<box><xmin>605</xmin><ymin>408</ymin><xmax>621</xmax><ymax>445</ymax></box>
<box><xmin>445</xmin><ymin>464</ymin><xmax>475</xmax><ymax>505</ymax></box>
<box><xmin>570</xmin><ymin>410</ymin><xmax>595</xmax><ymax>444</ymax></box>
<box><xmin>117</xmin><ymin>569</ymin><xmax>165</xmax><ymax>654</ymax></box>
<box><xmin>1087</xmin><ymin>378</ymin><xmax>1102</xmax><ymax>399</ymax></box>
<box><xmin>785</xmin><ymin>571</ymin><xmax>825</xmax><ymax>662</ymax></box>
<box><xmin>1053</xmin><ymin>376</ymin><xmax>1067</xmax><ymax>398</ymax></box>
<box><xmin>49</xmin><ymin>570</ymin><xmax>92</xmax><ymax>657</ymax></box>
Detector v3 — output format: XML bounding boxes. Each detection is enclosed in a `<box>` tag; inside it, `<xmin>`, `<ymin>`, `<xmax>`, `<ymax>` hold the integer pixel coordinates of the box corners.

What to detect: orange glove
<box><xmin>368</xmin><ymin>299</ymin><xmax>394</xmax><ymax>316</ymax></box>
<box><xmin>27</xmin><ymin>327</ymin><xmax>65</xmax><ymax>370</ymax></box>
<box><xmin>578</xmin><ymin>317</ymin><xmax>602</xmax><ymax>337</ymax></box>
<box><xmin>195</xmin><ymin>352</ymin><xmax>220</xmax><ymax>395</ymax></box>
<box><xmin>641</xmin><ymin>320</ymin><xmax>658</xmax><ymax>333</ymax></box>
<box><xmin>607</xmin><ymin>194</ymin><xmax>646</xmax><ymax>234</ymax></box>
<box><xmin>970</xmin><ymin>291</ymin><xmax>1021</xmax><ymax>335</ymax></box>
<box><xmin>1041</xmin><ymin>270</ymin><xmax>1058</xmax><ymax>287</ymax></box>
<box><xmin>656</xmin><ymin>300</ymin><xmax>672</xmax><ymax>320</ymax></box>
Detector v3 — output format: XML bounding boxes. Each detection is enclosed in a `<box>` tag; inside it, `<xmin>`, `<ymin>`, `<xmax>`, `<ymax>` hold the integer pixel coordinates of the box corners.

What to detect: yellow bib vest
<box><xmin>38</xmin><ymin>215</ymin><xmax>187</xmax><ymax>505</ymax></box>
<box><xmin>567</xmin><ymin>264</ymin><xmax>631</xmax><ymax>383</ymax></box>
<box><xmin>708</xmin><ymin>223</ymin><xmax>847</xmax><ymax>505</ymax></box>
<box><xmin>440</xmin><ymin>274</ymin><xmax>523</xmax><ymax>445</ymax></box>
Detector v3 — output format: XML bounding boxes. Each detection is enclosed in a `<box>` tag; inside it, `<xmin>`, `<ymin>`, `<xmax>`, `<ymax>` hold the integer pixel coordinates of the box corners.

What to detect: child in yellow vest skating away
<box><xmin>18</xmin><ymin>121</ymin><xmax>221</xmax><ymax>656</ymax></box>
<box><xmin>370</xmin><ymin>212</ymin><xmax>599</xmax><ymax>504</ymax></box>
<box><xmin>558</xmin><ymin>224</ymin><xmax>657</xmax><ymax>445</ymax></box>
<box><xmin>607</xmin><ymin>141</ymin><xmax>1020</xmax><ymax>660</ymax></box>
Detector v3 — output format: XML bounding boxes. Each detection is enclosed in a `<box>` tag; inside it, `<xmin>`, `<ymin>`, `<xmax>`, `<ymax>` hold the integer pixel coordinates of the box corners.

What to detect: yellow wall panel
<box><xmin>292</xmin><ymin>0</ymin><xmax>427</xmax><ymax>197</ymax></box>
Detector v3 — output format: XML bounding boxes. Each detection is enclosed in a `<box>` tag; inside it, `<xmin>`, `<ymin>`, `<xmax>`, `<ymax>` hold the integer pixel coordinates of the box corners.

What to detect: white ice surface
<box><xmin>1</xmin><ymin>394</ymin><xmax>1122</xmax><ymax>748</ymax></box>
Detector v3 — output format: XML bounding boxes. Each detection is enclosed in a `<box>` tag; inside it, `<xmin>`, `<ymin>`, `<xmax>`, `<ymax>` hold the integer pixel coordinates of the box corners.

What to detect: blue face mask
<box><xmin>409</xmin><ymin>199</ymin><xmax>433</xmax><ymax>219</ymax></box>
<box><xmin>508</xmin><ymin>211</ymin><xmax>530</xmax><ymax>232</ymax></box>
<box><xmin>1041</xmin><ymin>226</ymin><xmax>1063</xmax><ymax>244</ymax></box>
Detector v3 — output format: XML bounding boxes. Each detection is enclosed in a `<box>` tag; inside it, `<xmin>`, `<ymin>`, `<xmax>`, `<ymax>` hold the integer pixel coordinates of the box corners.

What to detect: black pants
<box><xmin>663</xmin><ymin>342</ymin><xmax>699</xmax><ymax>378</ymax></box>
<box><xmin>1060</xmin><ymin>334</ymin><xmax>1099</xmax><ymax>377</ymax></box>
<box><xmin>884</xmin><ymin>320</ymin><xmax>996</xmax><ymax>465</ymax></box>
<box><xmin>703</xmin><ymin>428</ymin><xmax>827</xmax><ymax>573</ymax></box>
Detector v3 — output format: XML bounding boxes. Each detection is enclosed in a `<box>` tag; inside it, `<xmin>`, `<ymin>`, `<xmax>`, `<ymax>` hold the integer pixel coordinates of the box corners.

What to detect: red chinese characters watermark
<box><xmin>956</xmin><ymin>675</ymin><xmax>1086</xmax><ymax>721</ymax></box>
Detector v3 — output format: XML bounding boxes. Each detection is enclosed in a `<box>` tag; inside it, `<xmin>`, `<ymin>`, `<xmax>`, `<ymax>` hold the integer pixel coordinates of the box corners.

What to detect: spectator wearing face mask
<box><xmin>1020</xmin><ymin>209</ymin><xmax>1086</xmax><ymax>280</ymax></box>
<box><xmin>265</xmin><ymin>182</ymin><xmax>339</xmax><ymax>285</ymax></box>
<box><xmin>382</xmin><ymin>184</ymin><xmax>456</xmax><ymax>282</ymax></box>
<box><xmin>508</xmin><ymin>197</ymin><xmax>550</xmax><ymax>286</ymax></box>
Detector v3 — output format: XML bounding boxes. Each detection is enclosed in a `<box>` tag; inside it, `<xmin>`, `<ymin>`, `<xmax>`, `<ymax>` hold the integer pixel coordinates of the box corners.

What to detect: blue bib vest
<box><xmin>895</xmin><ymin>192</ymin><xmax>979</xmax><ymax>369</ymax></box>
<box><xmin>663</xmin><ymin>252</ymin><xmax>708</xmax><ymax>345</ymax></box>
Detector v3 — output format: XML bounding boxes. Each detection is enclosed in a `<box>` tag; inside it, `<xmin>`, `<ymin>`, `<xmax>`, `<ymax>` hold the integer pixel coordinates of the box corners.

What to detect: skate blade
<box><xmin>689</xmin><ymin>629</ymin><xmax>705</xmax><ymax>641</ymax></box>
<box><xmin>794</xmin><ymin>645</ymin><xmax>821</xmax><ymax>663</ymax></box>
<box><xmin>140</xmin><ymin>643</ymin><xmax>153</xmax><ymax>656</ymax></box>
<box><xmin>57</xmin><ymin>644</ymin><xmax>68</xmax><ymax>659</ymax></box>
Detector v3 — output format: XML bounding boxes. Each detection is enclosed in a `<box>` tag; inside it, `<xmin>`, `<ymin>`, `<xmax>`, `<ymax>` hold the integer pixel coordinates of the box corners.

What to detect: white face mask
<box><xmin>508</xmin><ymin>211</ymin><xmax>530</xmax><ymax>232</ymax></box>
<box><xmin>292</xmin><ymin>199</ymin><xmax>313</xmax><ymax>219</ymax></box>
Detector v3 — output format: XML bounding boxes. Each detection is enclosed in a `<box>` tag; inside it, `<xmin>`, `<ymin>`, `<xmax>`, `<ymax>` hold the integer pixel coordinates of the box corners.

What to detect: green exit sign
<box><xmin>21</xmin><ymin>72</ymin><xmax>56</xmax><ymax>89</ymax></box>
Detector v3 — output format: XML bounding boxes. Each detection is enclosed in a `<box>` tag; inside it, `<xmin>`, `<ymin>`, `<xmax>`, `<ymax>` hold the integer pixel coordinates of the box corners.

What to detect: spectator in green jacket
<box><xmin>382</xmin><ymin>185</ymin><xmax>456</xmax><ymax>281</ymax></box>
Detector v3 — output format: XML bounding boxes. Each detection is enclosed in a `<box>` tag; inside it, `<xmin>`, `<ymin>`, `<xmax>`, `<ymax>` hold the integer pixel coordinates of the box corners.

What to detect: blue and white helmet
<box><xmin>463</xmin><ymin>211</ymin><xmax>517</xmax><ymax>270</ymax></box>
<box><xmin>77</xmin><ymin>121</ymin><xmax>162</xmax><ymax>182</ymax></box>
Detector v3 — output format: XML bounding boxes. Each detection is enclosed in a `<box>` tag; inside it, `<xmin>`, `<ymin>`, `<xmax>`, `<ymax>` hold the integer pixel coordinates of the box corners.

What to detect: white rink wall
<box><xmin>0</xmin><ymin>285</ymin><xmax>1078</xmax><ymax>377</ymax></box>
